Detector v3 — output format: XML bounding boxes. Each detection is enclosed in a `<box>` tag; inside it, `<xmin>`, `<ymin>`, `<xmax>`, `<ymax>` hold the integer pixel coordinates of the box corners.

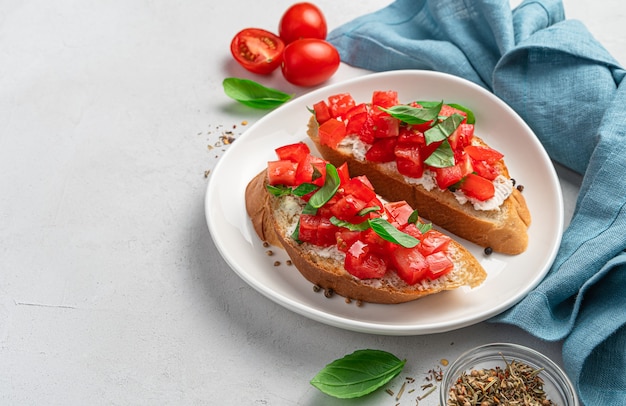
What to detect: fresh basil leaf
<box><xmin>222</xmin><ymin>77</ymin><xmax>293</xmax><ymax>109</ymax></box>
<box><xmin>379</xmin><ymin>101</ymin><xmax>442</xmax><ymax>125</ymax></box>
<box><xmin>358</xmin><ymin>206</ymin><xmax>381</xmax><ymax>216</ymax></box>
<box><xmin>311</xmin><ymin>349</ymin><xmax>406</xmax><ymax>399</ymax></box>
<box><xmin>424</xmin><ymin>113</ymin><xmax>465</xmax><ymax>144</ymax></box>
<box><xmin>368</xmin><ymin>218</ymin><xmax>420</xmax><ymax>248</ymax></box>
<box><xmin>302</xmin><ymin>164</ymin><xmax>340</xmax><ymax>215</ymax></box>
<box><xmin>330</xmin><ymin>216</ymin><xmax>371</xmax><ymax>231</ymax></box>
<box><xmin>407</xmin><ymin>210</ymin><xmax>420</xmax><ymax>225</ymax></box>
<box><xmin>293</xmin><ymin>183</ymin><xmax>318</xmax><ymax>197</ymax></box>
<box><xmin>447</xmin><ymin>103</ymin><xmax>475</xmax><ymax>124</ymax></box>
<box><xmin>417</xmin><ymin>222</ymin><xmax>433</xmax><ymax>234</ymax></box>
<box><xmin>266</xmin><ymin>184</ymin><xmax>292</xmax><ymax>197</ymax></box>
<box><xmin>424</xmin><ymin>139</ymin><xmax>454</xmax><ymax>168</ymax></box>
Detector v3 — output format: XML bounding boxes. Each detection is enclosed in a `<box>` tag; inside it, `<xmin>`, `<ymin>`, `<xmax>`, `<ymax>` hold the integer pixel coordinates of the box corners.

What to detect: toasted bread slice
<box><xmin>307</xmin><ymin>118</ymin><xmax>531</xmax><ymax>255</ymax></box>
<box><xmin>245</xmin><ymin>171</ymin><xmax>487</xmax><ymax>304</ymax></box>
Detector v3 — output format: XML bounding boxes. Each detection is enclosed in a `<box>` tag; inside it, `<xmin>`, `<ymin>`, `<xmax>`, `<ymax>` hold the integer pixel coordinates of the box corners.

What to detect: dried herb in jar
<box><xmin>447</xmin><ymin>355</ymin><xmax>556</xmax><ymax>406</ymax></box>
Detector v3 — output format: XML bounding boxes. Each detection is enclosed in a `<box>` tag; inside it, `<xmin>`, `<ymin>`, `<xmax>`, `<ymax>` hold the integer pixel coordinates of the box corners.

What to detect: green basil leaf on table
<box><xmin>222</xmin><ymin>77</ymin><xmax>293</xmax><ymax>109</ymax></box>
<box><xmin>310</xmin><ymin>349</ymin><xmax>406</xmax><ymax>399</ymax></box>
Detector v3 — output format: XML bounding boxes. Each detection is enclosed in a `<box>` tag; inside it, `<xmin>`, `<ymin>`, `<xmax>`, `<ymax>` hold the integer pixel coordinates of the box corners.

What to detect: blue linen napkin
<box><xmin>328</xmin><ymin>1</ymin><xmax>626</xmax><ymax>404</ymax></box>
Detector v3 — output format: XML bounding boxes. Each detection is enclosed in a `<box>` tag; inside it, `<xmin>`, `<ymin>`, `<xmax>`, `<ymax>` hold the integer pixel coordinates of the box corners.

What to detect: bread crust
<box><xmin>307</xmin><ymin>118</ymin><xmax>531</xmax><ymax>255</ymax></box>
<box><xmin>245</xmin><ymin>170</ymin><xmax>487</xmax><ymax>304</ymax></box>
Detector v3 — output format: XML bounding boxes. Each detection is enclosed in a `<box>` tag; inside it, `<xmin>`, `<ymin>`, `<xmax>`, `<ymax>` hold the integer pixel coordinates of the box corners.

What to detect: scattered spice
<box><xmin>417</xmin><ymin>385</ymin><xmax>437</xmax><ymax>401</ymax></box>
<box><xmin>324</xmin><ymin>287</ymin><xmax>334</xmax><ymax>298</ymax></box>
<box><xmin>345</xmin><ymin>297</ymin><xmax>352</xmax><ymax>304</ymax></box>
<box><xmin>285</xmin><ymin>259</ymin><xmax>292</xmax><ymax>266</ymax></box>
<box><xmin>511</xmin><ymin>178</ymin><xmax>517</xmax><ymax>187</ymax></box>
<box><xmin>484</xmin><ymin>247</ymin><xmax>493</xmax><ymax>256</ymax></box>
<box><xmin>386</xmin><ymin>388</ymin><xmax>395</xmax><ymax>396</ymax></box>
<box><xmin>441</xmin><ymin>358</ymin><xmax>449</xmax><ymax>367</ymax></box>
<box><xmin>312</xmin><ymin>284</ymin><xmax>321</xmax><ymax>293</ymax></box>
<box><xmin>204</xmin><ymin>170</ymin><xmax>211</xmax><ymax>178</ymax></box>
<box><xmin>263</xmin><ymin>242</ymin><xmax>270</xmax><ymax>248</ymax></box>
<box><xmin>517</xmin><ymin>184</ymin><xmax>525</xmax><ymax>192</ymax></box>
<box><xmin>273</xmin><ymin>261</ymin><xmax>281</xmax><ymax>266</ymax></box>
<box><xmin>356</xmin><ymin>299</ymin><xmax>363</xmax><ymax>307</ymax></box>
<box><xmin>447</xmin><ymin>356</ymin><xmax>556</xmax><ymax>406</ymax></box>
<box><xmin>396</xmin><ymin>381</ymin><xmax>406</xmax><ymax>400</ymax></box>
<box><xmin>266</xmin><ymin>250</ymin><xmax>274</xmax><ymax>256</ymax></box>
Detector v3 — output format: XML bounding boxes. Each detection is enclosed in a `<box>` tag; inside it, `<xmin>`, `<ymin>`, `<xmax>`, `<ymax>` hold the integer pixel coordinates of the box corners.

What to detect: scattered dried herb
<box><xmin>447</xmin><ymin>356</ymin><xmax>556</xmax><ymax>406</ymax></box>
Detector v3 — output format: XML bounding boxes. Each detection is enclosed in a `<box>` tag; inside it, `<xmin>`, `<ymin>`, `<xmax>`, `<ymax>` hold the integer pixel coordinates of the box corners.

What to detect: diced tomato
<box><xmin>313</xmin><ymin>100</ymin><xmax>331</xmax><ymax>124</ymax></box>
<box><xmin>275</xmin><ymin>142</ymin><xmax>310</xmax><ymax>163</ymax></box>
<box><xmin>399</xmin><ymin>222</ymin><xmax>424</xmax><ymax>239</ymax></box>
<box><xmin>471</xmin><ymin>159</ymin><xmax>499</xmax><ymax>180</ymax></box>
<box><xmin>336</xmin><ymin>162</ymin><xmax>350</xmax><ymax>185</ymax></box>
<box><xmin>372</xmin><ymin>112</ymin><xmax>400</xmax><ymax>138</ymax></box>
<box><xmin>365</xmin><ymin>138</ymin><xmax>397</xmax><ymax>162</ymax></box>
<box><xmin>464</xmin><ymin>145</ymin><xmax>504</xmax><ymax>164</ymax></box>
<box><xmin>294</xmin><ymin>154</ymin><xmax>327</xmax><ymax>186</ymax></box>
<box><xmin>345</xmin><ymin>111</ymin><xmax>367</xmax><ymax>135</ymax></box>
<box><xmin>439</xmin><ymin>104</ymin><xmax>467</xmax><ymax>121</ymax></box>
<box><xmin>298</xmin><ymin>215</ymin><xmax>339</xmax><ymax>246</ymax></box>
<box><xmin>397</xmin><ymin>127</ymin><xmax>426</xmax><ymax>146</ymax></box>
<box><xmin>329</xmin><ymin>194</ymin><xmax>367</xmax><ymax>222</ymax></box>
<box><xmin>372</xmin><ymin>90</ymin><xmax>399</xmax><ymax>108</ymax></box>
<box><xmin>345</xmin><ymin>240</ymin><xmax>388</xmax><ymax>279</ymax></box>
<box><xmin>394</xmin><ymin>144</ymin><xmax>424</xmax><ymax>178</ymax></box>
<box><xmin>318</xmin><ymin>118</ymin><xmax>347</xmax><ymax>149</ymax></box>
<box><xmin>433</xmin><ymin>153</ymin><xmax>473</xmax><ymax>189</ymax></box>
<box><xmin>460</xmin><ymin>173</ymin><xmax>495</xmax><ymax>201</ymax></box>
<box><xmin>335</xmin><ymin>230</ymin><xmax>362</xmax><ymax>252</ymax></box>
<box><xmin>420</xmin><ymin>139</ymin><xmax>444</xmax><ymax>162</ymax></box>
<box><xmin>457</xmin><ymin>123</ymin><xmax>474</xmax><ymax>147</ymax></box>
<box><xmin>425</xmin><ymin>251</ymin><xmax>454</xmax><ymax>279</ymax></box>
<box><xmin>327</xmin><ymin>93</ymin><xmax>356</xmax><ymax>119</ymax></box>
<box><xmin>391</xmin><ymin>246</ymin><xmax>429</xmax><ymax>285</ymax></box>
<box><xmin>418</xmin><ymin>230</ymin><xmax>451</xmax><ymax>256</ymax></box>
<box><xmin>267</xmin><ymin>160</ymin><xmax>297</xmax><ymax>186</ymax></box>
<box><xmin>341</xmin><ymin>177</ymin><xmax>377</xmax><ymax>203</ymax></box>
<box><xmin>384</xmin><ymin>201</ymin><xmax>414</xmax><ymax>226</ymax></box>
<box><xmin>344</xmin><ymin>103</ymin><xmax>368</xmax><ymax>121</ymax></box>
<box><xmin>361</xmin><ymin>228</ymin><xmax>396</xmax><ymax>255</ymax></box>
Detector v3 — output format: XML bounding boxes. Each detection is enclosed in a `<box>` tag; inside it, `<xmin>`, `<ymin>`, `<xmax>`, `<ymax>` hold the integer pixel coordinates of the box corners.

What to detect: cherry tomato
<box><xmin>281</xmin><ymin>39</ymin><xmax>340</xmax><ymax>87</ymax></box>
<box><xmin>279</xmin><ymin>2</ymin><xmax>327</xmax><ymax>44</ymax></box>
<box><xmin>230</xmin><ymin>28</ymin><xmax>285</xmax><ymax>74</ymax></box>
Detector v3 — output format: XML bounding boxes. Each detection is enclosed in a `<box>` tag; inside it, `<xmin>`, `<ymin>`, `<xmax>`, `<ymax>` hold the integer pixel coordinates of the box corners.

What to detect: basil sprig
<box><xmin>267</xmin><ymin>183</ymin><xmax>318</xmax><ymax>198</ymax></box>
<box><xmin>310</xmin><ymin>349</ymin><xmax>406</xmax><ymax>399</ymax></box>
<box><xmin>329</xmin><ymin>217</ymin><xmax>420</xmax><ymax>248</ymax></box>
<box><xmin>222</xmin><ymin>77</ymin><xmax>293</xmax><ymax>109</ymax></box>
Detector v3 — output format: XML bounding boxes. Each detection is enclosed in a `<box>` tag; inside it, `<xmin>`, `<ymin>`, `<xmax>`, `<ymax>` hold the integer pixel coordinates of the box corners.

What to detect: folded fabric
<box><xmin>328</xmin><ymin>1</ymin><xmax>626</xmax><ymax>405</ymax></box>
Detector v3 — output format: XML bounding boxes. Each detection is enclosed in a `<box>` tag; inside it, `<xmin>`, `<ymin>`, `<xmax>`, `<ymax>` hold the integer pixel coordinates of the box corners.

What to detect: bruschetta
<box><xmin>307</xmin><ymin>91</ymin><xmax>531</xmax><ymax>255</ymax></box>
<box><xmin>245</xmin><ymin>142</ymin><xmax>487</xmax><ymax>304</ymax></box>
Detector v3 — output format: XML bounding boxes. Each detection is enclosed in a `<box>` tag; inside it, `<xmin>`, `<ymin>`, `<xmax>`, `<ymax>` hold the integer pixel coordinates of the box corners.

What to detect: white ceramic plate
<box><xmin>205</xmin><ymin>70</ymin><xmax>563</xmax><ymax>335</ymax></box>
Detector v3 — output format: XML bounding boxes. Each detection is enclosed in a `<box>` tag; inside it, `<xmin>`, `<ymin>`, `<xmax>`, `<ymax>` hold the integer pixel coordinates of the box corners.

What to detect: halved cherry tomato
<box><xmin>281</xmin><ymin>39</ymin><xmax>340</xmax><ymax>87</ymax></box>
<box><xmin>230</xmin><ymin>28</ymin><xmax>285</xmax><ymax>74</ymax></box>
<box><xmin>278</xmin><ymin>2</ymin><xmax>328</xmax><ymax>44</ymax></box>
